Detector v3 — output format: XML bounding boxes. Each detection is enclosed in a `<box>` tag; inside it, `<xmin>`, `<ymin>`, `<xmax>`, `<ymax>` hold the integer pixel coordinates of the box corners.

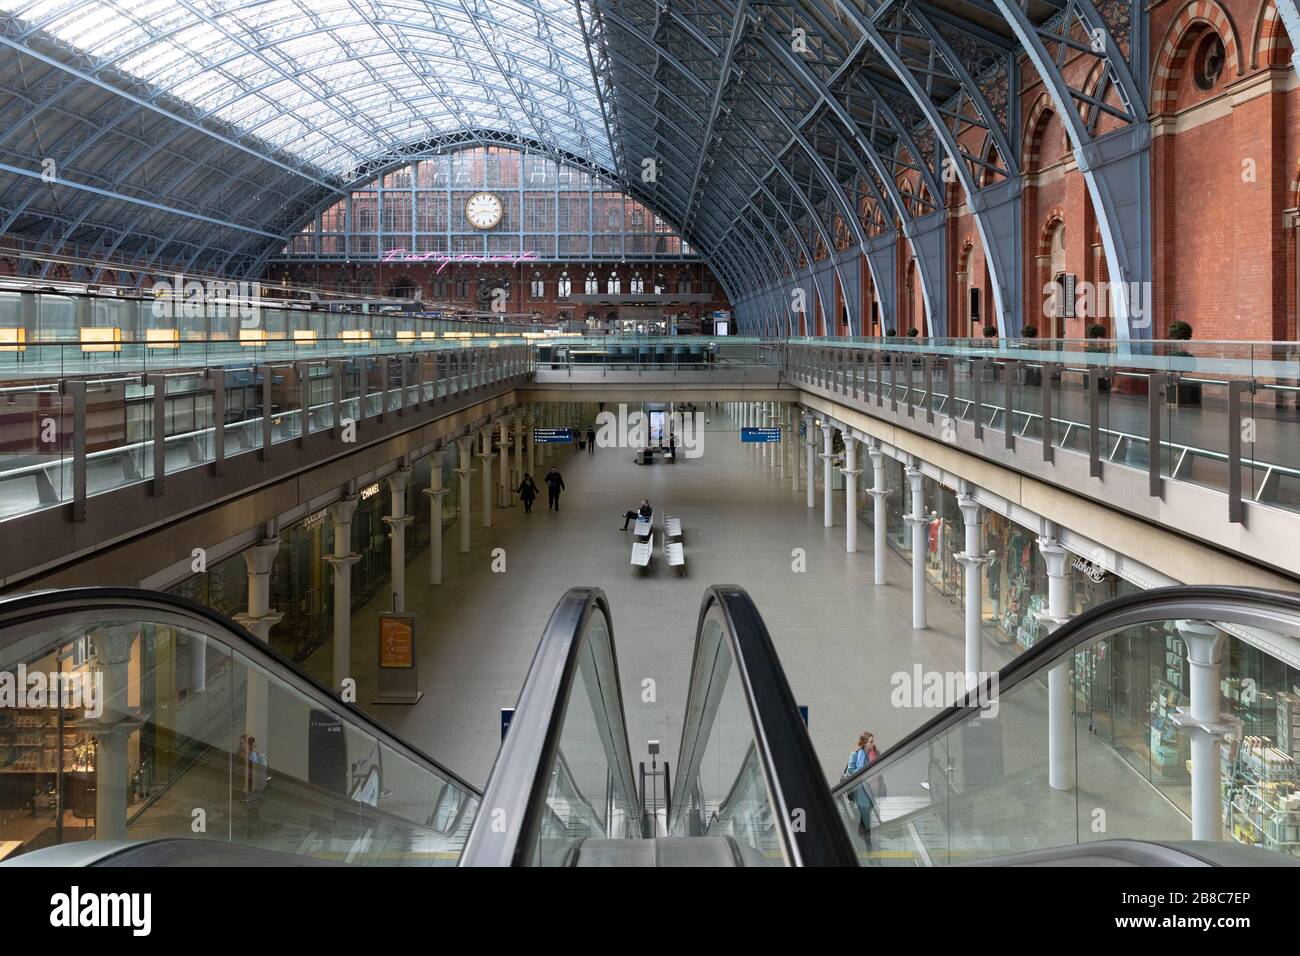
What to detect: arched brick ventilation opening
<box><xmin>1153</xmin><ymin>2</ymin><xmax>1246</xmax><ymax>338</ymax></box>
<box><xmin>1036</xmin><ymin>209</ymin><xmax>1068</xmax><ymax>338</ymax></box>
<box><xmin>1151</xmin><ymin>1</ymin><xmax>1242</xmax><ymax>114</ymax></box>
<box><xmin>1252</xmin><ymin>0</ymin><xmax>1293</xmax><ymax>68</ymax></box>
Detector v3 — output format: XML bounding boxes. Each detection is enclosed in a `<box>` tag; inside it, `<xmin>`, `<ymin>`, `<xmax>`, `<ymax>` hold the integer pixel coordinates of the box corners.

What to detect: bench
<box><xmin>631</xmin><ymin>532</ymin><xmax>653</xmax><ymax>573</ymax></box>
<box><xmin>633</xmin><ymin>516</ymin><xmax>652</xmax><ymax>541</ymax></box>
<box><xmin>663</xmin><ymin>538</ymin><xmax>686</xmax><ymax>575</ymax></box>
<box><xmin>663</xmin><ymin>515</ymin><xmax>682</xmax><ymax>541</ymax></box>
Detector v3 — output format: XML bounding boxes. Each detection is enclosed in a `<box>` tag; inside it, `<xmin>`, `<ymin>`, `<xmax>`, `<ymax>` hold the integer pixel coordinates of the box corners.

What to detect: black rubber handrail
<box><xmin>458</xmin><ymin>587</ymin><xmax>639</xmax><ymax>867</ymax></box>
<box><xmin>830</xmin><ymin>584</ymin><xmax>1300</xmax><ymax>801</ymax></box>
<box><xmin>0</xmin><ymin>586</ymin><xmax>480</xmax><ymax>798</ymax></box>
<box><xmin>670</xmin><ymin>585</ymin><xmax>859</xmax><ymax>866</ymax></box>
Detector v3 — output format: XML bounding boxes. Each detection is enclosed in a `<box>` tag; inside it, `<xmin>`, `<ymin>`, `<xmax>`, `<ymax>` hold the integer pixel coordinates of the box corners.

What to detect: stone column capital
<box><xmin>386</xmin><ymin>466</ymin><xmax>413</xmax><ymax>495</ymax></box>
<box><xmin>241</xmin><ymin>537</ymin><xmax>281</xmax><ymax>576</ymax></box>
<box><xmin>329</xmin><ymin>495</ymin><xmax>359</xmax><ymax>526</ymax></box>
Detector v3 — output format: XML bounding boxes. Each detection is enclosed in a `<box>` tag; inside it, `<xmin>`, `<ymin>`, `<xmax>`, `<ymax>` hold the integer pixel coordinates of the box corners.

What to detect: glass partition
<box><xmin>669</xmin><ymin>603</ymin><xmax>786</xmax><ymax>865</ymax></box>
<box><xmin>836</xmin><ymin>595</ymin><xmax>1300</xmax><ymax>866</ymax></box>
<box><xmin>0</xmin><ymin>592</ymin><xmax>478</xmax><ymax>865</ymax></box>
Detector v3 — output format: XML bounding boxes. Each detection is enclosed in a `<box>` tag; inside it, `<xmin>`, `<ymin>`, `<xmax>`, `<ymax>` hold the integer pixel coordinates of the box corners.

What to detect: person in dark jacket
<box><xmin>586</xmin><ymin>426</ymin><xmax>596</xmax><ymax>454</ymax></box>
<box><xmin>621</xmin><ymin>499</ymin><xmax>652</xmax><ymax>530</ymax></box>
<box><xmin>544</xmin><ymin>467</ymin><xmax>565</xmax><ymax>510</ymax></box>
<box><xmin>516</xmin><ymin>474</ymin><xmax>539</xmax><ymax>513</ymax></box>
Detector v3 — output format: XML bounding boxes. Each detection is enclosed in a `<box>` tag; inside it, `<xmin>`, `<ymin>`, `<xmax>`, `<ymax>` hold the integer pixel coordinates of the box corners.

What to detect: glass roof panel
<box><xmin>0</xmin><ymin>0</ymin><xmax>617</xmax><ymax>175</ymax></box>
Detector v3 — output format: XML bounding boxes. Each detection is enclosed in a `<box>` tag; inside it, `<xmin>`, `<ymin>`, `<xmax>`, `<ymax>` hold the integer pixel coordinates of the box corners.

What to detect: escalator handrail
<box><xmin>670</xmin><ymin>585</ymin><xmax>858</xmax><ymax>866</ymax></box>
<box><xmin>830</xmin><ymin>584</ymin><xmax>1300</xmax><ymax>801</ymax></box>
<box><xmin>459</xmin><ymin>587</ymin><xmax>639</xmax><ymax>866</ymax></box>
<box><xmin>0</xmin><ymin>586</ymin><xmax>480</xmax><ymax>798</ymax></box>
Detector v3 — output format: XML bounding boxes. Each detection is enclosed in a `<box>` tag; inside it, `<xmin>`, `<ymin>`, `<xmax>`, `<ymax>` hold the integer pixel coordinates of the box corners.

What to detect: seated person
<box><xmin>621</xmin><ymin>499</ymin><xmax>653</xmax><ymax>530</ymax></box>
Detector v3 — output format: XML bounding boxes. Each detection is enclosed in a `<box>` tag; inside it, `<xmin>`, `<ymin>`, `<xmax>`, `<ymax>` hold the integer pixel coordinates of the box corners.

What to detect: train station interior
<box><xmin>0</xmin><ymin>0</ymin><xmax>1298</xmax><ymax>873</ymax></box>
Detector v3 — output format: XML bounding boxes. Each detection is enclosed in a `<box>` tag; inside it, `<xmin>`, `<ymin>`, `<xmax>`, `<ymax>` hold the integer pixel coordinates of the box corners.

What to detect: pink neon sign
<box><xmin>382</xmin><ymin>249</ymin><xmax>541</xmax><ymax>272</ymax></box>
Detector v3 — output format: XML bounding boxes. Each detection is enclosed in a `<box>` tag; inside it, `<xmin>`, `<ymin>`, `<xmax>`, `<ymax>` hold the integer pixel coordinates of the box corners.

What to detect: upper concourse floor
<box><xmin>0</xmin><ymin>333</ymin><xmax>1294</xmax><ymax>597</ymax></box>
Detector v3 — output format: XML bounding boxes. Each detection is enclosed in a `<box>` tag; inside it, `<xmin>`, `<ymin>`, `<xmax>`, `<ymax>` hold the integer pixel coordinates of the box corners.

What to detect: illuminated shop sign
<box><xmin>381</xmin><ymin>249</ymin><xmax>541</xmax><ymax>271</ymax></box>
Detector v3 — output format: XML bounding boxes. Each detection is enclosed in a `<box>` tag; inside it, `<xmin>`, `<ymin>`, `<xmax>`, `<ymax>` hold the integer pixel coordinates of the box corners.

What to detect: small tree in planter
<box><xmin>1019</xmin><ymin>326</ymin><xmax>1042</xmax><ymax>385</ymax></box>
<box><xmin>1166</xmin><ymin>321</ymin><xmax>1200</xmax><ymax>405</ymax></box>
<box><xmin>884</xmin><ymin>328</ymin><xmax>898</xmax><ymax>337</ymax></box>
<box><xmin>982</xmin><ymin>323</ymin><xmax>998</xmax><ymax>338</ymax></box>
<box><xmin>1085</xmin><ymin>323</ymin><xmax>1110</xmax><ymax>391</ymax></box>
<box><xmin>906</xmin><ymin>328</ymin><xmax>919</xmax><ymax>338</ymax></box>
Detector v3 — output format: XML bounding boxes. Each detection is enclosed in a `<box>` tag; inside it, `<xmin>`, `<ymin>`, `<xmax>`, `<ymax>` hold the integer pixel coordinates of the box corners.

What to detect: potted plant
<box><xmin>1018</xmin><ymin>326</ymin><xmax>1042</xmax><ymax>385</ymax></box>
<box><xmin>906</xmin><ymin>328</ymin><xmax>919</xmax><ymax>337</ymax></box>
<box><xmin>1085</xmin><ymin>323</ymin><xmax>1110</xmax><ymax>391</ymax></box>
<box><xmin>982</xmin><ymin>323</ymin><xmax>998</xmax><ymax>339</ymax></box>
<box><xmin>1167</xmin><ymin>321</ymin><xmax>1201</xmax><ymax>405</ymax></box>
<box><xmin>884</xmin><ymin>328</ymin><xmax>897</xmax><ymax>337</ymax></box>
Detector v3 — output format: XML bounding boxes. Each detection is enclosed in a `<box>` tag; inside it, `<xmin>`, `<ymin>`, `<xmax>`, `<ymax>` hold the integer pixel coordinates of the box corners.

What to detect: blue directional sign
<box><xmin>501</xmin><ymin>707</ymin><xmax>515</xmax><ymax>741</ymax></box>
<box><xmin>533</xmin><ymin>427</ymin><xmax>574</xmax><ymax>443</ymax></box>
<box><xmin>741</xmin><ymin>426</ymin><xmax>781</xmax><ymax>443</ymax></box>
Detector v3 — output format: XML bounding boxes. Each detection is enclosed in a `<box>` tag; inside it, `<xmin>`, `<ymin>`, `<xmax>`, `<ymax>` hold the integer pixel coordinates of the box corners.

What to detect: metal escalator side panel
<box><xmin>0</xmin><ymin>587</ymin><xmax>479</xmax><ymax>866</ymax></box>
<box><xmin>459</xmin><ymin>587</ymin><xmax>640</xmax><ymax>867</ymax></box>
<box><xmin>669</xmin><ymin>585</ymin><xmax>858</xmax><ymax>867</ymax></box>
<box><xmin>831</xmin><ymin>585</ymin><xmax>1300</xmax><ymax>805</ymax></box>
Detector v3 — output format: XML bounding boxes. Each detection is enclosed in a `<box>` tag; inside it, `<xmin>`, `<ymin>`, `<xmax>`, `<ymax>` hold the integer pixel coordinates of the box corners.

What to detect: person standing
<box><xmin>843</xmin><ymin>731</ymin><xmax>883</xmax><ymax>845</ymax></box>
<box><xmin>544</xmin><ymin>466</ymin><xmax>565</xmax><ymax>511</ymax></box>
<box><xmin>516</xmin><ymin>473</ymin><xmax>539</xmax><ymax>514</ymax></box>
<box><xmin>586</xmin><ymin>425</ymin><xmax>596</xmax><ymax>455</ymax></box>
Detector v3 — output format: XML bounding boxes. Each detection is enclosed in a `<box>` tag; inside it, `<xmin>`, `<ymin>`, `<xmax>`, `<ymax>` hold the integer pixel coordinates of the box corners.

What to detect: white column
<box><xmin>905</xmin><ymin>464</ymin><xmax>927</xmax><ymax>629</ymax></box>
<box><xmin>91</xmin><ymin>628</ymin><xmax>133</xmax><ymax>842</ymax></box>
<box><xmin>383</xmin><ymin>466</ymin><xmax>413</xmax><ymax>612</ymax></box>
<box><xmin>790</xmin><ymin>406</ymin><xmax>799</xmax><ymax>493</ymax></box>
<box><xmin>456</xmin><ymin>437</ymin><xmax>473</xmax><ymax>553</ymax></box>
<box><xmin>514</xmin><ymin>407</ymin><xmax>524</xmax><ymax>489</ymax></box>
<box><xmin>325</xmin><ymin>500</ymin><xmax>360</xmax><ymax>689</ymax></box>
<box><xmin>234</xmin><ymin>535</ymin><xmax>283</xmax><ymax>763</ymax></box>
<box><xmin>955</xmin><ymin>487</ymin><xmax>991</xmax><ymax>689</ymax></box>
<box><xmin>820</xmin><ymin>422</ymin><xmax>834</xmax><ymax>528</ymax></box>
<box><xmin>498</xmin><ymin>418</ymin><xmax>510</xmax><ymax>509</ymax></box>
<box><xmin>422</xmin><ymin>459</ymin><xmax>446</xmax><ymax>586</ymax></box>
<box><xmin>776</xmin><ymin>403</ymin><xmax>786</xmax><ymax>480</ymax></box>
<box><xmin>842</xmin><ymin>433</ymin><xmax>859</xmax><ymax>552</ymax></box>
<box><xmin>1037</xmin><ymin>533</ymin><xmax>1075</xmax><ymax>791</ymax></box>
<box><xmin>479</xmin><ymin>425</ymin><xmax>494</xmax><ymax>528</ymax></box>
<box><xmin>803</xmin><ymin>412</ymin><xmax>815</xmax><ymax>508</ymax></box>
<box><xmin>1175</xmin><ymin>621</ymin><xmax>1229</xmax><ymax>841</ymax></box>
<box><xmin>527</xmin><ymin>403</ymin><xmax>536</xmax><ymax>473</ymax></box>
<box><xmin>868</xmin><ymin>444</ymin><xmax>887</xmax><ymax>586</ymax></box>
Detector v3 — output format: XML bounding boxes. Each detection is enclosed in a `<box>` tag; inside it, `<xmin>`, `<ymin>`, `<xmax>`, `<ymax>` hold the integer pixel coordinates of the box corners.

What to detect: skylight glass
<box><xmin>0</xmin><ymin>0</ymin><xmax>616</xmax><ymax>175</ymax></box>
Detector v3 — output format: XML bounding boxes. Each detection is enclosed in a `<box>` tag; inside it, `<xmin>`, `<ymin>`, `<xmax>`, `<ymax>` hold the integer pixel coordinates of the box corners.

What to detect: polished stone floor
<box><xmin>300</xmin><ymin>402</ymin><xmax>1191</xmax><ymax>859</ymax></box>
<box><xmin>313</xmin><ymin>405</ymin><xmax>1004</xmax><ymax>785</ymax></box>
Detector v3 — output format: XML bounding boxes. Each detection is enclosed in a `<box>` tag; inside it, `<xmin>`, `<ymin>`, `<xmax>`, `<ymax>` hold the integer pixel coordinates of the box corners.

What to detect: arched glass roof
<box><xmin>0</xmin><ymin>0</ymin><xmax>614</xmax><ymax>174</ymax></box>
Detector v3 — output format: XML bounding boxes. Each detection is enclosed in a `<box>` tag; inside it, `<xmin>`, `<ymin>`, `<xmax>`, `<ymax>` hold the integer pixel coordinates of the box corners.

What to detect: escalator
<box><xmin>6</xmin><ymin>584</ymin><xmax>1300</xmax><ymax>867</ymax></box>
<box><xmin>458</xmin><ymin>585</ymin><xmax>857</xmax><ymax>866</ymax></box>
<box><xmin>830</xmin><ymin>586</ymin><xmax>1300</xmax><ymax>867</ymax></box>
<box><xmin>0</xmin><ymin>588</ymin><xmax>478</xmax><ymax>866</ymax></box>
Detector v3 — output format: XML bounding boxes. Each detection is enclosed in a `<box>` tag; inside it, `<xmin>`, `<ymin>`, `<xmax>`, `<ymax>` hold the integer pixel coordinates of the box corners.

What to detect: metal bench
<box><xmin>663</xmin><ymin>538</ymin><xmax>686</xmax><ymax>575</ymax></box>
<box><xmin>631</xmin><ymin>532</ymin><xmax>653</xmax><ymax>573</ymax></box>
<box><xmin>663</xmin><ymin>515</ymin><xmax>682</xmax><ymax>541</ymax></box>
<box><xmin>633</xmin><ymin>516</ymin><xmax>652</xmax><ymax>541</ymax></box>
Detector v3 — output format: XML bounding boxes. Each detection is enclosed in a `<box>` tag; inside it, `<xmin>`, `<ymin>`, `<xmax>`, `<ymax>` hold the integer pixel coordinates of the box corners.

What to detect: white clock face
<box><xmin>465</xmin><ymin>192</ymin><xmax>503</xmax><ymax>229</ymax></box>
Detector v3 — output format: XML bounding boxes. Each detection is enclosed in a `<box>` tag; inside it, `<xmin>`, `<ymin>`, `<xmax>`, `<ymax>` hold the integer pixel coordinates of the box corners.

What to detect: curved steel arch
<box><xmin>990</xmin><ymin>0</ymin><xmax>1153</xmax><ymax>339</ymax></box>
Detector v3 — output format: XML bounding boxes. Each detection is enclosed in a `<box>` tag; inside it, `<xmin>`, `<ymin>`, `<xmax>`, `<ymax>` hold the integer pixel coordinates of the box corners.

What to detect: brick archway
<box><xmin>1151</xmin><ymin>0</ymin><xmax>1243</xmax><ymax>114</ymax></box>
<box><xmin>1252</xmin><ymin>0</ymin><xmax>1291</xmax><ymax>68</ymax></box>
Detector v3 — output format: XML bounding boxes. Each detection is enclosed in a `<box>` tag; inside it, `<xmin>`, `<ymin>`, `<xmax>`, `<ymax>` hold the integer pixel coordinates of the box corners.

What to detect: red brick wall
<box><xmin>266</xmin><ymin>261</ymin><xmax>731</xmax><ymax>328</ymax></box>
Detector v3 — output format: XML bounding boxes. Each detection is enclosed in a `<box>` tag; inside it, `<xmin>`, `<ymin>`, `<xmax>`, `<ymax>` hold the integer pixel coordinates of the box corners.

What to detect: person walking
<box><xmin>586</xmin><ymin>425</ymin><xmax>596</xmax><ymax>455</ymax></box>
<box><xmin>516</xmin><ymin>473</ymin><xmax>539</xmax><ymax>514</ymax></box>
<box><xmin>544</xmin><ymin>466</ymin><xmax>565</xmax><ymax>511</ymax></box>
